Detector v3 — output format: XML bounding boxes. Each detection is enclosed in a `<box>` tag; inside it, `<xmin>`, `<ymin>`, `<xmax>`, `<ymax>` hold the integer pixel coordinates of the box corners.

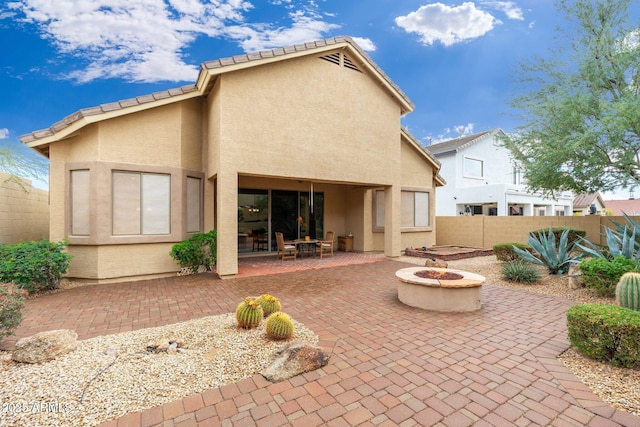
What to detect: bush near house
<box><xmin>493</xmin><ymin>242</ymin><xmax>532</xmax><ymax>262</ymax></box>
<box><xmin>567</xmin><ymin>304</ymin><xmax>640</xmax><ymax>368</ymax></box>
<box><xmin>170</xmin><ymin>230</ymin><xmax>217</xmax><ymax>274</ymax></box>
<box><xmin>578</xmin><ymin>256</ymin><xmax>640</xmax><ymax>297</ymax></box>
<box><xmin>531</xmin><ymin>226</ymin><xmax>586</xmax><ymax>246</ymax></box>
<box><xmin>0</xmin><ymin>283</ymin><xmax>28</xmax><ymax>341</ymax></box>
<box><xmin>501</xmin><ymin>261</ymin><xmax>541</xmax><ymax>284</ymax></box>
<box><xmin>0</xmin><ymin>240</ymin><xmax>72</xmax><ymax>293</ymax></box>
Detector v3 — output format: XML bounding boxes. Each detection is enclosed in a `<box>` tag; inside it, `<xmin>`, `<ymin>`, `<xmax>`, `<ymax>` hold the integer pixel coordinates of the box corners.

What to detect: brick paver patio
<box><xmin>2</xmin><ymin>257</ymin><xmax>638</xmax><ymax>426</ymax></box>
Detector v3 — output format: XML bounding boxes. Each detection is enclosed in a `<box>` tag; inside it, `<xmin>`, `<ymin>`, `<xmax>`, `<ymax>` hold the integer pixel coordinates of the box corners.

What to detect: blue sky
<box><xmin>0</xmin><ymin>0</ymin><xmax>631</xmax><ymax>197</ymax></box>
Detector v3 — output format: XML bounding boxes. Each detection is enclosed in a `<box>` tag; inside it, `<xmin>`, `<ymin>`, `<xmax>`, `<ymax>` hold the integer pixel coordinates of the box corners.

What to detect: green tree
<box><xmin>0</xmin><ymin>139</ymin><xmax>48</xmax><ymax>191</ymax></box>
<box><xmin>502</xmin><ymin>0</ymin><xmax>640</xmax><ymax>197</ymax></box>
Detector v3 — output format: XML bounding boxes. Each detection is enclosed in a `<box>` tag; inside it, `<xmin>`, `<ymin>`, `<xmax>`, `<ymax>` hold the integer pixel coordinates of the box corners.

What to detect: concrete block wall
<box><xmin>0</xmin><ymin>172</ymin><xmax>49</xmax><ymax>245</ymax></box>
<box><xmin>436</xmin><ymin>215</ymin><xmax>627</xmax><ymax>248</ymax></box>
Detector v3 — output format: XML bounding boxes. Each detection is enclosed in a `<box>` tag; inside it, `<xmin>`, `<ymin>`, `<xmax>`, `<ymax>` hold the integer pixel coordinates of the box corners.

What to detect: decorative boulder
<box><xmin>261</xmin><ymin>342</ymin><xmax>330</xmax><ymax>382</ymax></box>
<box><xmin>568</xmin><ymin>264</ymin><xmax>583</xmax><ymax>289</ymax></box>
<box><xmin>12</xmin><ymin>329</ymin><xmax>78</xmax><ymax>364</ymax></box>
<box><xmin>424</xmin><ymin>258</ymin><xmax>448</xmax><ymax>269</ymax></box>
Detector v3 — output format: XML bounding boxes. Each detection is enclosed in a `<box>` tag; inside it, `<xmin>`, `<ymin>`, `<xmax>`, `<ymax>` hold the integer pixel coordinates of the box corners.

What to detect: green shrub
<box><xmin>532</xmin><ymin>226</ymin><xmax>586</xmax><ymax>246</ymax></box>
<box><xmin>493</xmin><ymin>242</ymin><xmax>532</xmax><ymax>262</ymax></box>
<box><xmin>567</xmin><ymin>304</ymin><xmax>640</xmax><ymax>368</ymax></box>
<box><xmin>0</xmin><ymin>283</ymin><xmax>28</xmax><ymax>341</ymax></box>
<box><xmin>170</xmin><ymin>230</ymin><xmax>217</xmax><ymax>273</ymax></box>
<box><xmin>579</xmin><ymin>256</ymin><xmax>640</xmax><ymax>297</ymax></box>
<box><xmin>501</xmin><ymin>261</ymin><xmax>542</xmax><ymax>284</ymax></box>
<box><xmin>0</xmin><ymin>240</ymin><xmax>72</xmax><ymax>293</ymax></box>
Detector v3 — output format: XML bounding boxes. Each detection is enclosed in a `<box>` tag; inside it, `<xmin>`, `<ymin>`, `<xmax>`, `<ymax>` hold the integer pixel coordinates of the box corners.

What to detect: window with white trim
<box><xmin>374</xmin><ymin>189</ymin><xmax>430</xmax><ymax>230</ymax></box>
<box><xmin>70</xmin><ymin>170</ymin><xmax>90</xmax><ymax>235</ymax></box>
<box><xmin>186</xmin><ymin>177</ymin><xmax>202</xmax><ymax>233</ymax></box>
<box><xmin>112</xmin><ymin>172</ymin><xmax>170</xmax><ymax>235</ymax></box>
<box><xmin>375</xmin><ymin>190</ymin><xmax>385</xmax><ymax>228</ymax></box>
<box><xmin>464</xmin><ymin>157</ymin><xmax>484</xmax><ymax>178</ymax></box>
<box><xmin>402</xmin><ymin>191</ymin><xmax>429</xmax><ymax>227</ymax></box>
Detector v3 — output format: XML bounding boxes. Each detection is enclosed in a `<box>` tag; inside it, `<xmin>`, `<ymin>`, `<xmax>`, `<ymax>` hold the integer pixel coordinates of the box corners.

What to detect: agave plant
<box><xmin>575</xmin><ymin>213</ymin><xmax>640</xmax><ymax>261</ymax></box>
<box><xmin>512</xmin><ymin>227</ymin><xmax>581</xmax><ymax>275</ymax></box>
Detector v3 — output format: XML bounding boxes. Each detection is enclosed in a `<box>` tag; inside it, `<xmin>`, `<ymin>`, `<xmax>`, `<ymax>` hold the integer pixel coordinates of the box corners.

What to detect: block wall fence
<box><xmin>435</xmin><ymin>215</ymin><xmax>638</xmax><ymax>249</ymax></box>
<box><xmin>0</xmin><ymin>172</ymin><xmax>49</xmax><ymax>245</ymax></box>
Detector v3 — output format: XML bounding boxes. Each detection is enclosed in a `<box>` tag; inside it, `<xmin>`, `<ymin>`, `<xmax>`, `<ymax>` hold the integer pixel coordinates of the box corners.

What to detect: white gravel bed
<box><xmin>400</xmin><ymin>255</ymin><xmax>640</xmax><ymax>418</ymax></box>
<box><xmin>0</xmin><ymin>313</ymin><xmax>317</xmax><ymax>427</ymax></box>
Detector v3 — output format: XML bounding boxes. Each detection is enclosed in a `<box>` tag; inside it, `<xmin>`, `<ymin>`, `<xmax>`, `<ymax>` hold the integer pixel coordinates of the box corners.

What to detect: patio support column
<box><xmin>384</xmin><ymin>185</ymin><xmax>401</xmax><ymax>257</ymax></box>
<box><xmin>216</xmin><ymin>170</ymin><xmax>238</xmax><ymax>278</ymax></box>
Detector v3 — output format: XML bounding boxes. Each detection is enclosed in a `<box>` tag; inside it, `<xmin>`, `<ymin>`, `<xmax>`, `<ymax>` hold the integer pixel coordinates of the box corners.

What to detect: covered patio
<box><xmin>234</xmin><ymin>251</ymin><xmax>388</xmax><ymax>278</ymax></box>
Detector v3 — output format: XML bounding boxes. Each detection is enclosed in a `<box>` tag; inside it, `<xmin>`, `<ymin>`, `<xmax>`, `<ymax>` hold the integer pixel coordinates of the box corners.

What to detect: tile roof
<box><xmin>21</xmin><ymin>36</ymin><xmax>413</xmax><ymax>146</ymax></box>
<box><xmin>572</xmin><ymin>193</ymin><xmax>602</xmax><ymax>208</ymax></box>
<box><xmin>20</xmin><ymin>85</ymin><xmax>198</xmax><ymax>144</ymax></box>
<box><xmin>603</xmin><ymin>199</ymin><xmax>640</xmax><ymax>215</ymax></box>
<box><xmin>425</xmin><ymin>129</ymin><xmax>501</xmax><ymax>156</ymax></box>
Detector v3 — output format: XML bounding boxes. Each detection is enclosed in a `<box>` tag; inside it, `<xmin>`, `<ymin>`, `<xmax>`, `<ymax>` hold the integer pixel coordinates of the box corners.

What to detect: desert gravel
<box><xmin>0</xmin><ymin>313</ymin><xmax>317</xmax><ymax>427</ymax></box>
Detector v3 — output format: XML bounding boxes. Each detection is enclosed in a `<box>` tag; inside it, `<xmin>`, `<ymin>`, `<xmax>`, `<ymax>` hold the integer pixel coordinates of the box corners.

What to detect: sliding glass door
<box><xmin>238</xmin><ymin>188</ymin><xmax>324</xmax><ymax>254</ymax></box>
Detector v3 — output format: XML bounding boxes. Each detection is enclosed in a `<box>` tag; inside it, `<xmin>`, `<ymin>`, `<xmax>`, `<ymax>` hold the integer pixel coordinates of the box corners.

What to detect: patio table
<box><xmin>294</xmin><ymin>239</ymin><xmax>319</xmax><ymax>257</ymax></box>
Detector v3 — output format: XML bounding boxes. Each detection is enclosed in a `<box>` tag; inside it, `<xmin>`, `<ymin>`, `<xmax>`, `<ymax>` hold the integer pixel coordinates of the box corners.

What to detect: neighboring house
<box><xmin>426</xmin><ymin>129</ymin><xmax>573</xmax><ymax>216</ymax></box>
<box><xmin>572</xmin><ymin>193</ymin><xmax>606</xmax><ymax>215</ymax></box>
<box><xmin>21</xmin><ymin>36</ymin><xmax>444</xmax><ymax>283</ymax></box>
<box><xmin>604</xmin><ymin>199</ymin><xmax>640</xmax><ymax>216</ymax></box>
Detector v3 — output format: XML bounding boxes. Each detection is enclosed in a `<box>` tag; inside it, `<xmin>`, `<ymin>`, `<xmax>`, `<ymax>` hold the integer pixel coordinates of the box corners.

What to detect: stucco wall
<box><xmin>435</xmin><ymin>215</ymin><xmax>628</xmax><ymax>248</ymax></box>
<box><xmin>42</xmin><ymin>46</ymin><xmax>439</xmax><ymax>281</ymax></box>
<box><xmin>0</xmin><ymin>172</ymin><xmax>49</xmax><ymax>245</ymax></box>
<box><xmin>47</xmin><ymin>100</ymin><xmax>205</xmax><ymax>281</ymax></box>
<box><xmin>212</xmin><ymin>55</ymin><xmax>401</xmax><ymax>185</ymax></box>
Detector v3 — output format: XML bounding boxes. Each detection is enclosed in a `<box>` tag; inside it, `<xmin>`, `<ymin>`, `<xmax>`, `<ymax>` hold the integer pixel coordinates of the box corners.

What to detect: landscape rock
<box><xmin>568</xmin><ymin>264</ymin><xmax>583</xmax><ymax>289</ymax></box>
<box><xmin>261</xmin><ymin>342</ymin><xmax>330</xmax><ymax>382</ymax></box>
<box><xmin>424</xmin><ymin>258</ymin><xmax>448</xmax><ymax>269</ymax></box>
<box><xmin>12</xmin><ymin>329</ymin><xmax>78</xmax><ymax>364</ymax></box>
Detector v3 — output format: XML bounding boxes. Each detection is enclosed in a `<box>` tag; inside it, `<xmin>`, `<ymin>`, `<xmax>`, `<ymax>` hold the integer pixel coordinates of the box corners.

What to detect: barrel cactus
<box><xmin>616</xmin><ymin>272</ymin><xmax>640</xmax><ymax>311</ymax></box>
<box><xmin>235</xmin><ymin>298</ymin><xmax>264</xmax><ymax>329</ymax></box>
<box><xmin>265</xmin><ymin>312</ymin><xmax>295</xmax><ymax>340</ymax></box>
<box><xmin>256</xmin><ymin>294</ymin><xmax>282</xmax><ymax>317</ymax></box>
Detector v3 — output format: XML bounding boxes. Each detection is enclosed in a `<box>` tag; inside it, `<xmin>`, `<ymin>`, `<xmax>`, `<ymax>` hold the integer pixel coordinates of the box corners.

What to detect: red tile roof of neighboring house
<box><xmin>604</xmin><ymin>199</ymin><xmax>640</xmax><ymax>215</ymax></box>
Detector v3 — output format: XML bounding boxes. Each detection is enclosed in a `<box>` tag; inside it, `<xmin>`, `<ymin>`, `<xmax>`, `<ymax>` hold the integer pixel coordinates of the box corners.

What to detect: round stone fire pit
<box><xmin>395</xmin><ymin>267</ymin><xmax>485</xmax><ymax>312</ymax></box>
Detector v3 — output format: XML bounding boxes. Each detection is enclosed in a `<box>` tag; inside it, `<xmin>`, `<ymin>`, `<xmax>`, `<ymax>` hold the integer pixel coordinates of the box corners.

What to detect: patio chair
<box><xmin>275</xmin><ymin>232</ymin><xmax>297</xmax><ymax>262</ymax></box>
<box><xmin>317</xmin><ymin>231</ymin><xmax>335</xmax><ymax>258</ymax></box>
<box><xmin>252</xmin><ymin>232</ymin><xmax>268</xmax><ymax>251</ymax></box>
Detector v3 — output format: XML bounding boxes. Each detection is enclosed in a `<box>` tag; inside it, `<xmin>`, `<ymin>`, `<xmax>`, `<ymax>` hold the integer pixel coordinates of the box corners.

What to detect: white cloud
<box><xmin>0</xmin><ymin>128</ymin><xmax>9</xmax><ymax>139</ymax></box>
<box><xmin>480</xmin><ymin>1</ymin><xmax>524</xmax><ymax>20</ymax></box>
<box><xmin>351</xmin><ymin>37</ymin><xmax>376</xmax><ymax>52</ymax></box>
<box><xmin>428</xmin><ymin>123</ymin><xmax>475</xmax><ymax>143</ymax></box>
<box><xmin>395</xmin><ymin>2</ymin><xmax>500</xmax><ymax>47</ymax></box>
<box><xmin>6</xmin><ymin>0</ymin><xmax>340</xmax><ymax>83</ymax></box>
<box><xmin>454</xmin><ymin>123</ymin><xmax>475</xmax><ymax>136</ymax></box>
<box><xmin>227</xmin><ymin>9</ymin><xmax>339</xmax><ymax>52</ymax></box>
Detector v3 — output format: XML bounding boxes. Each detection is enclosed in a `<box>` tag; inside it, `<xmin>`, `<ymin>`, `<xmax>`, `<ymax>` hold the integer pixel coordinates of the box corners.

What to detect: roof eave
<box><xmin>22</xmin><ymin>89</ymin><xmax>202</xmax><ymax>150</ymax></box>
<box><xmin>196</xmin><ymin>39</ymin><xmax>414</xmax><ymax>114</ymax></box>
<box><xmin>401</xmin><ymin>127</ymin><xmax>441</xmax><ymax>171</ymax></box>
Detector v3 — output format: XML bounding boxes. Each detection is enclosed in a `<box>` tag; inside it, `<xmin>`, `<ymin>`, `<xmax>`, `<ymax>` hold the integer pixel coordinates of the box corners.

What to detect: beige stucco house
<box><xmin>21</xmin><ymin>36</ymin><xmax>444</xmax><ymax>283</ymax></box>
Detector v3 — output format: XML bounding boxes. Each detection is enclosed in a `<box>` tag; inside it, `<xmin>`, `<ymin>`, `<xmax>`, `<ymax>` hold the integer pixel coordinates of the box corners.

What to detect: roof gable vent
<box><xmin>319</xmin><ymin>52</ymin><xmax>362</xmax><ymax>73</ymax></box>
<box><xmin>319</xmin><ymin>52</ymin><xmax>341</xmax><ymax>66</ymax></box>
<box><xmin>342</xmin><ymin>54</ymin><xmax>361</xmax><ymax>72</ymax></box>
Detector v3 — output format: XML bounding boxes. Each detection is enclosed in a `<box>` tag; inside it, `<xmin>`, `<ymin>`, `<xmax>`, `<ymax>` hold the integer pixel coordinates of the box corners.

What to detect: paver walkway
<box><xmin>3</xmin><ymin>259</ymin><xmax>638</xmax><ymax>426</ymax></box>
